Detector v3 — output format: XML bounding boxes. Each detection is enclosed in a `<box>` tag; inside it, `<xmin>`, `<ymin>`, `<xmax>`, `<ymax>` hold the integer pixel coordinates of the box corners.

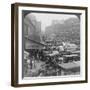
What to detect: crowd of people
<box><xmin>24</xmin><ymin>41</ymin><xmax>80</xmax><ymax>77</ymax></box>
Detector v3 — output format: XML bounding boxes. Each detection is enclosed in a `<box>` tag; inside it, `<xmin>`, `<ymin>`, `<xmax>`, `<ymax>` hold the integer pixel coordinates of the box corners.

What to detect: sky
<box><xmin>26</xmin><ymin>13</ymin><xmax>77</xmax><ymax>32</ymax></box>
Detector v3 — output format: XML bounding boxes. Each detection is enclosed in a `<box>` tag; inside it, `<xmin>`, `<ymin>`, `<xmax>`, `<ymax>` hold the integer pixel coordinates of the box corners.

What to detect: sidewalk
<box><xmin>25</xmin><ymin>60</ymin><xmax>45</xmax><ymax>77</ymax></box>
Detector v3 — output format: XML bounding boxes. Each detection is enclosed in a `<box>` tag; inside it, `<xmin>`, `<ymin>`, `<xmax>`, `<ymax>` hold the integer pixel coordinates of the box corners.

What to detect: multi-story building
<box><xmin>45</xmin><ymin>18</ymin><xmax>80</xmax><ymax>44</ymax></box>
<box><xmin>24</xmin><ymin>13</ymin><xmax>45</xmax><ymax>50</ymax></box>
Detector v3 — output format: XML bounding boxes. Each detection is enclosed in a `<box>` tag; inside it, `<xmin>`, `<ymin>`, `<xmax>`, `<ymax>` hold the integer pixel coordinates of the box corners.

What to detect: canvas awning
<box><xmin>47</xmin><ymin>51</ymin><xmax>59</xmax><ymax>57</ymax></box>
<box><xmin>58</xmin><ymin>61</ymin><xmax>80</xmax><ymax>70</ymax></box>
<box><xmin>25</xmin><ymin>36</ymin><xmax>46</xmax><ymax>49</ymax></box>
<box><xmin>71</xmin><ymin>51</ymin><xmax>80</xmax><ymax>54</ymax></box>
<box><xmin>63</xmin><ymin>54</ymin><xmax>78</xmax><ymax>57</ymax></box>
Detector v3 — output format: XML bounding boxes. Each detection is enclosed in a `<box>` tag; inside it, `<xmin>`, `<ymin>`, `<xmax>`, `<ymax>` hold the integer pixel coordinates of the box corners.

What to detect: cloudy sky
<box><xmin>26</xmin><ymin>13</ymin><xmax>77</xmax><ymax>32</ymax></box>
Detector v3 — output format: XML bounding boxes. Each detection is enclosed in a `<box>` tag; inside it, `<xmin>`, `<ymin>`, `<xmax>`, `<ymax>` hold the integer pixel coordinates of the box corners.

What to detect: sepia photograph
<box><xmin>11</xmin><ymin>3</ymin><xmax>87</xmax><ymax>87</ymax></box>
